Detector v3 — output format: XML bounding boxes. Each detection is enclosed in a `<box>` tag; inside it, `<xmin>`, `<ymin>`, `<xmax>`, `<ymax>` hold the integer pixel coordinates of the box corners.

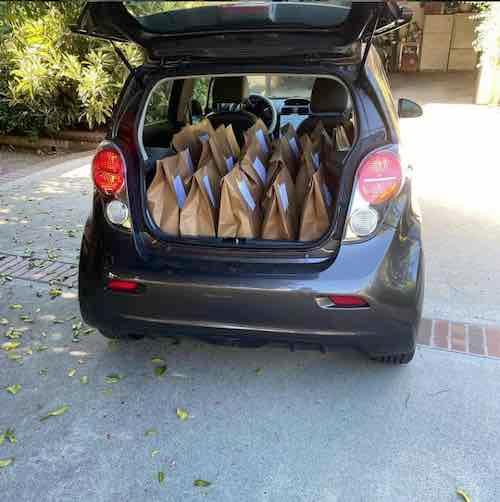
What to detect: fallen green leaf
<box><xmin>39</xmin><ymin>368</ymin><xmax>48</xmax><ymax>376</ymax></box>
<box><xmin>52</xmin><ymin>319</ymin><xmax>65</xmax><ymax>325</ymax></box>
<box><xmin>0</xmin><ymin>317</ymin><xmax>9</xmax><ymax>325</ymax></box>
<box><xmin>5</xmin><ymin>328</ymin><xmax>22</xmax><ymax>339</ymax></box>
<box><xmin>83</xmin><ymin>328</ymin><xmax>95</xmax><ymax>335</ymax></box>
<box><xmin>35</xmin><ymin>345</ymin><xmax>48</xmax><ymax>352</ymax></box>
<box><xmin>154</xmin><ymin>365</ymin><xmax>167</xmax><ymax>378</ymax></box>
<box><xmin>19</xmin><ymin>315</ymin><xmax>33</xmax><ymax>323</ymax></box>
<box><xmin>80</xmin><ymin>375</ymin><xmax>88</xmax><ymax>385</ymax></box>
<box><xmin>144</xmin><ymin>428</ymin><xmax>158</xmax><ymax>437</ymax></box>
<box><xmin>40</xmin><ymin>405</ymin><xmax>69</xmax><ymax>421</ymax></box>
<box><xmin>5</xmin><ymin>428</ymin><xmax>16</xmax><ymax>444</ymax></box>
<box><xmin>255</xmin><ymin>367</ymin><xmax>262</xmax><ymax>375</ymax></box>
<box><xmin>176</xmin><ymin>408</ymin><xmax>189</xmax><ymax>421</ymax></box>
<box><xmin>68</xmin><ymin>368</ymin><xmax>77</xmax><ymax>377</ymax></box>
<box><xmin>7</xmin><ymin>353</ymin><xmax>22</xmax><ymax>362</ymax></box>
<box><xmin>0</xmin><ymin>458</ymin><xmax>14</xmax><ymax>469</ymax></box>
<box><xmin>158</xmin><ymin>471</ymin><xmax>165</xmax><ymax>484</ymax></box>
<box><xmin>151</xmin><ymin>449</ymin><xmax>160</xmax><ymax>458</ymax></box>
<box><xmin>193</xmin><ymin>479</ymin><xmax>211</xmax><ymax>488</ymax></box>
<box><xmin>457</xmin><ymin>489</ymin><xmax>472</xmax><ymax>502</ymax></box>
<box><xmin>151</xmin><ymin>357</ymin><xmax>165</xmax><ymax>365</ymax></box>
<box><xmin>0</xmin><ymin>433</ymin><xmax>4</xmax><ymax>446</ymax></box>
<box><xmin>49</xmin><ymin>288</ymin><xmax>62</xmax><ymax>299</ymax></box>
<box><xmin>2</xmin><ymin>341</ymin><xmax>21</xmax><ymax>351</ymax></box>
<box><xmin>9</xmin><ymin>304</ymin><xmax>23</xmax><ymax>310</ymax></box>
<box><xmin>6</xmin><ymin>384</ymin><xmax>21</xmax><ymax>395</ymax></box>
<box><xmin>105</xmin><ymin>373</ymin><xmax>123</xmax><ymax>384</ymax></box>
<box><xmin>102</xmin><ymin>388</ymin><xmax>113</xmax><ymax>396</ymax></box>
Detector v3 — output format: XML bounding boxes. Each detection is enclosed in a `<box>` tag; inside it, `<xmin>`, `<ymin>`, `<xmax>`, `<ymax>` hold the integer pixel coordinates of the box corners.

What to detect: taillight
<box><xmin>328</xmin><ymin>295</ymin><xmax>369</xmax><ymax>308</ymax></box>
<box><xmin>344</xmin><ymin>147</ymin><xmax>404</xmax><ymax>241</ymax></box>
<box><xmin>107</xmin><ymin>279</ymin><xmax>139</xmax><ymax>293</ymax></box>
<box><xmin>92</xmin><ymin>147</ymin><xmax>125</xmax><ymax>195</ymax></box>
<box><xmin>358</xmin><ymin>150</ymin><xmax>402</xmax><ymax>205</ymax></box>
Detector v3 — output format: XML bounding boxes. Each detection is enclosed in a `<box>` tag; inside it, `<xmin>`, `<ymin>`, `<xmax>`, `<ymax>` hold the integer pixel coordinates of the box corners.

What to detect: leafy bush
<box><xmin>0</xmin><ymin>1</ymin><xmax>144</xmax><ymax>137</ymax></box>
<box><xmin>473</xmin><ymin>2</ymin><xmax>500</xmax><ymax>69</ymax></box>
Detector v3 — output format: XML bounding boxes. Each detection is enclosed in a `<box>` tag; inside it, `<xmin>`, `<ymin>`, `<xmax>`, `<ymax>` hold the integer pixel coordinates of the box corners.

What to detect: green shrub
<box><xmin>0</xmin><ymin>1</ymin><xmax>144</xmax><ymax>137</ymax></box>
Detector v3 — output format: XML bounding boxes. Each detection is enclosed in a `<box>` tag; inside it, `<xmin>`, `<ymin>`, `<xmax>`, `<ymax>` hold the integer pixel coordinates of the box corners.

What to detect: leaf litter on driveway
<box><xmin>6</xmin><ymin>384</ymin><xmax>22</xmax><ymax>395</ymax></box>
<box><xmin>40</xmin><ymin>405</ymin><xmax>70</xmax><ymax>421</ymax></box>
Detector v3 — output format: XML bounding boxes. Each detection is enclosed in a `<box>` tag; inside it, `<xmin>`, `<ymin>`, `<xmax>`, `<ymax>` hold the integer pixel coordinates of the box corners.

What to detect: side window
<box><xmin>144</xmin><ymin>80</ymin><xmax>173</xmax><ymax>126</ymax></box>
<box><xmin>192</xmin><ymin>77</ymin><xmax>210</xmax><ymax>112</ymax></box>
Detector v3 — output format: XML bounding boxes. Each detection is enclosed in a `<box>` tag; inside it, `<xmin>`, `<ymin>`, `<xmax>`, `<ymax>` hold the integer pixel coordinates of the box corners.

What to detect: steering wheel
<box><xmin>245</xmin><ymin>94</ymin><xmax>277</xmax><ymax>134</ymax></box>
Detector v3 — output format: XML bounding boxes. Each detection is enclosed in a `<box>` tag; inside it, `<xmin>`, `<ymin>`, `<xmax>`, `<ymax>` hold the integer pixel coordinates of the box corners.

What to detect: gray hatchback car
<box><xmin>75</xmin><ymin>1</ymin><xmax>424</xmax><ymax>364</ymax></box>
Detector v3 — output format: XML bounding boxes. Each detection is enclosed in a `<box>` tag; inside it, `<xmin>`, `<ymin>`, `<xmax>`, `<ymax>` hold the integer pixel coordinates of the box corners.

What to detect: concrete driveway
<box><xmin>1</xmin><ymin>72</ymin><xmax>500</xmax><ymax>501</ymax></box>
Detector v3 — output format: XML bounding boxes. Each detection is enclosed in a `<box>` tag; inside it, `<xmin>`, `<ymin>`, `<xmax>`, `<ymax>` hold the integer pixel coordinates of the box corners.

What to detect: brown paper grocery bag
<box><xmin>281</xmin><ymin>122</ymin><xmax>302</xmax><ymax>157</ymax></box>
<box><xmin>218</xmin><ymin>165</ymin><xmax>262</xmax><ymax>239</ymax></box>
<box><xmin>295</xmin><ymin>148</ymin><xmax>319</xmax><ymax>210</ymax></box>
<box><xmin>147</xmin><ymin>162</ymin><xmax>169</xmax><ymax>230</ymax></box>
<box><xmin>299</xmin><ymin>168</ymin><xmax>334</xmax><ymax>242</ymax></box>
<box><xmin>335</xmin><ymin>124</ymin><xmax>351</xmax><ymax>151</ymax></box>
<box><xmin>261</xmin><ymin>163</ymin><xmax>298</xmax><ymax>241</ymax></box>
<box><xmin>311</xmin><ymin>120</ymin><xmax>327</xmax><ymax>143</ymax></box>
<box><xmin>225</xmin><ymin>124</ymin><xmax>241</xmax><ymax>158</ymax></box>
<box><xmin>151</xmin><ymin>154</ymin><xmax>190</xmax><ymax>236</ymax></box>
<box><xmin>180</xmin><ymin>160</ymin><xmax>220</xmax><ymax>237</ymax></box>
<box><xmin>310</xmin><ymin>122</ymin><xmax>340</xmax><ymax>189</ymax></box>
<box><xmin>243</xmin><ymin>118</ymin><xmax>271</xmax><ymax>158</ymax></box>
<box><xmin>239</xmin><ymin>139</ymin><xmax>268</xmax><ymax>201</ymax></box>
<box><xmin>172</xmin><ymin>118</ymin><xmax>215</xmax><ymax>166</ymax></box>
<box><xmin>266</xmin><ymin>140</ymin><xmax>284</xmax><ymax>188</ymax></box>
<box><xmin>209</xmin><ymin>125</ymin><xmax>239</xmax><ymax>177</ymax></box>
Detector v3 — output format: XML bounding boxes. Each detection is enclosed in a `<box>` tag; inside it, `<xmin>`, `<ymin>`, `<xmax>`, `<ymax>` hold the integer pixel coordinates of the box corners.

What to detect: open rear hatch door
<box><xmin>72</xmin><ymin>1</ymin><xmax>411</xmax><ymax>63</ymax></box>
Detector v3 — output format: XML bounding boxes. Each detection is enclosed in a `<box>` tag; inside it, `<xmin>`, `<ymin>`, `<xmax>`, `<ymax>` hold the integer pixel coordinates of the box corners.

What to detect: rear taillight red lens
<box><xmin>328</xmin><ymin>295</ymin><xmax>369</xmax><ymax>308</ymax></box>
<box><xmin>107</xmin><ymin>279</ymin><xmax>139</xmax><ymax>293</ymax></box>
<box><xmin>92</xmin><ymin>148</ymin><xmax>125</xmax><ymax>195</ymax></box>
<box><xmin>358</xmin><ymin>150</ymin><xmax>402</xmax><ymax>205</ymax></box>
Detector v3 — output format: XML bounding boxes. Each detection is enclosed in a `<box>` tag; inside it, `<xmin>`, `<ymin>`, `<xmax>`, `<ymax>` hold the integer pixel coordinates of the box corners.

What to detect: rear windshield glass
<box><xmin>124</xmin><ymin>1</ymin><xmax>352</xmax><ymax>34</ymax></box>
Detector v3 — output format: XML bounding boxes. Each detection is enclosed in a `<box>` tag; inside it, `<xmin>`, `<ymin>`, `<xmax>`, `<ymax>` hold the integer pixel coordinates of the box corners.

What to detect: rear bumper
<box><xmin>79</xmin><ymin>213</ymin><xmax>424</xmax><ymax>354</ymax></box>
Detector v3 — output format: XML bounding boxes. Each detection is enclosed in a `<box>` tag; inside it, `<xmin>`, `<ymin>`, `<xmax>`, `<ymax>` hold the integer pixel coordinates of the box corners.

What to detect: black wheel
<box><xmin>369</xmin><ymin>349</ymin><xmax>415</xmax><ymax>365</ymax></box>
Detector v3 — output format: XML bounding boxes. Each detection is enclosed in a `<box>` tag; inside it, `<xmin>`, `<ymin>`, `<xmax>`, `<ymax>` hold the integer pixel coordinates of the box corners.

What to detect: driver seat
<box><xmin>207</xmin><ymin>77</ymin><xmax>257</xmax><ymax>146</ymax></box>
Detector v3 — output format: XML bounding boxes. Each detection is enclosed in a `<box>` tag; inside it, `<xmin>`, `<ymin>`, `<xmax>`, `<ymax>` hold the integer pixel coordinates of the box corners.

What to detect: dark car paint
<box><xmin>73</xmin><ymin>1</ymin><xmax>409</xmax><ymax>62</ymax></box>
<box><xmin>79</xmin><ymin>46</ymin><xmax>423</xmax><ymax>358</ymax></box>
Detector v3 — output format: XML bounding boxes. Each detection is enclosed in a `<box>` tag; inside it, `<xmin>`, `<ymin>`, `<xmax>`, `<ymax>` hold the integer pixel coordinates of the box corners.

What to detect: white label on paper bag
<box><xmin>278</xmin><ymin>183</ymin><xmax>289</xmax><ymax>212</ymax></box>
<box><xmin>225</xmin><ymin>156</ymin><xmax>234</xmax><ymax>172</ymax></box>
<box><xmin>322</xmin><ymin>183</ymin><xmax>333</xmax><ymax>207</ymax></box>
<box><xmin>238</xmin><ymin>180</ymin><xmax>256</xmax><ymax>211</ymax></box>
<box><xmin>288</xmin><ymin>136</ymin><xmax>300</xmax><ymax>158</ymax></box>
<box><xmin>312</xmin><ymin>152</ymin><xmax>320</xmax><ymax>169</ymax></box>
<box><xmin>199</xmin><ymin>133</ymin><xmax>209</xmax><ymax>143</ymax></box>
<box><xmin>181</xmin><ymin>149</ymin><xmax>194</xmax><ymax>174</ymax></box>
<box><xmin>173</xmin><ymin>175</ymin><xmax>187</xmax><ymax>208</ymax></box>
<box><xmin>203</xmin><ymin>175</ymin><xmax>216</xmax><ymax>207</ymax></box>
<box><xmin>256</xmin><ymin>129</ymin><xmax>269</xmax><ymax>154</ymax></box>
<box><xmin>252</xmin><ymin>157</ymin><xmax>267</xmax><ymax>184</ymax></box>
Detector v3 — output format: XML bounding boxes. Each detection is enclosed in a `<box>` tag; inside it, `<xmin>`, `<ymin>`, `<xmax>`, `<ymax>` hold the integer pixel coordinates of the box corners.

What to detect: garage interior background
<box><xmin>382</xmin><ymin>1</ymin><xmax>499</xmax><ymax>105</ymax></box>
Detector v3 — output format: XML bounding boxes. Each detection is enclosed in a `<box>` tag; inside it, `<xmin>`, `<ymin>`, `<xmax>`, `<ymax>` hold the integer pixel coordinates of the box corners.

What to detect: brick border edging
<box><xmin>418</xmin><ymin>318</ymin><xmax>500</xmax><ymax>358</ymax></box>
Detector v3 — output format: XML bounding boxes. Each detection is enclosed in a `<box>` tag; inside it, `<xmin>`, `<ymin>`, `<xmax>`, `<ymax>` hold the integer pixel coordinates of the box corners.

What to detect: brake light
<box><xmin>328</xmin><ymin>295</ymin><xmax>369</xmax><ymax>308</ymax></box>
<box><xmin>358</xmin><ymin>150</ymin><xmax>402</xmax><ymax>205</ymax></box>
<box><xmin>107</xmin><ymin>279</ymin><xmax>139</xmax><ymax>293</ymax></box>
<box><xmin>344</xmin><ymin>147</ymin><xmax>404</xmax><ymax>241</ymax></box>
<box><xmin>92</xmin><ymin>148</ymin><xmax>125</xmax><ymax>195</ymax></box>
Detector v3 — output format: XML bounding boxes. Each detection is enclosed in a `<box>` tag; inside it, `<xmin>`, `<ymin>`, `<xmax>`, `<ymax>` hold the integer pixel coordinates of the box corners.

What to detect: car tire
<box><xmin>369</xmin><ymin>349</ymin><xmax>415</xmax><ymax>364</ymax></box>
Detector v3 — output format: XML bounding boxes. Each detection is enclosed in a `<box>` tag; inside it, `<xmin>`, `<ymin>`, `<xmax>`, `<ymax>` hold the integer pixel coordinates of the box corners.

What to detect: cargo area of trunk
<box><xmin>136</xmin><ymin>73</ymin><xmax>357</xmax><ymax>253</ymax></box>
